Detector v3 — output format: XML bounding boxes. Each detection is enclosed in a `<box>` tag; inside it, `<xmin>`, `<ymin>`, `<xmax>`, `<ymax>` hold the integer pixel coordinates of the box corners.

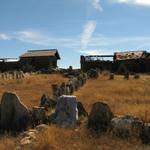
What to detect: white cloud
<box><xmin>1</xmin><ymin>29</ymin><xmax>150</xmax><ymax>55</ymax></box>
<box><xmin>114</xmin><ymin>0</ymin><xmax>150</xmax><ymax>7</ymax></box>
<box><xmin>81</xmin><ymin>20</ymin><xmax>97</xmax><ymax>50</ymax></box>
<box><xmin>80</xmin><ymin>49</ymin><xmax>111</xmax><ymax>55</ymax></box>
<box><xmin>88</xmin><ymin>35</ymin><xmax>150</xmax><ymax>47</ymax></box>
<box><xmin>81</xmin><ymin>49</ymin><xmax>102</xmax><ymax>55</ymax></box>
<box><xmin>0</xmin><ymin>33</ymin><xmax>11</xmax><ymax>40</ymax></box>
<box><xmin>11</xmin><ymin>30</ymin><xmax>79</xmax><ymax>48</ymax></box>
<box><xmin>14</xmin><ymin>31</ymin><xmax>48</xmax><ymax>45</ymax></box>
<box><xmin>0</xmin><ymin>30</ymin><xmax>80</xmax><ymax>49</ymax></box>
<box><xmin>92</xmin><ymin>0</ymin><xmax>103</xmax><ymax>11</ymax></box>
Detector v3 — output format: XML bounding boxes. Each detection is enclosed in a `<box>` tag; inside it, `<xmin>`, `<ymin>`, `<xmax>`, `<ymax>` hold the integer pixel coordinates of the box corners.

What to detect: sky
<box><xmin>0</xmin><ymin>0</ymin><xmax>150</xmax><ymax>68</ymax></box>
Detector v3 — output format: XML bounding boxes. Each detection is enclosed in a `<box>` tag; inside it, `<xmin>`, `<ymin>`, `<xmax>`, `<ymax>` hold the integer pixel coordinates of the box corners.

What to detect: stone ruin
<box><xmin>50</xmin><ymin>95</ymin><xmax>78</xmax><ymax>128</ymax></box>
<box><xmin>0</xmin><ymin>70</ymin><xmax>149</xmax><ymax>146</ymax></box>
<box><xmin>51</xmin><ymin>72</ymin><xmax>88</xmax><ymax>100</ymax></box>
<box><xmin>0</xmin><ymin>71</ymin><xmax>29</xmax><ymax>80</ymax></box>
<box><xmin>0</xmin><ymin>91</ymin><xmax>149</xmax><ymax>145</ymax></box>
<box><xmin>88</xmin><ymin>102</ymin><xmax>113</xmax><ymax>133</ymax></box>
<box><xmin>80</xmin><ymin>50</ymin><xmax>150</xmax><ymax>74</ymax></box>
<box><xmin>0</xmin><ymin>92</ymin><xmax>29</xmax><ymax>131</ymax></box>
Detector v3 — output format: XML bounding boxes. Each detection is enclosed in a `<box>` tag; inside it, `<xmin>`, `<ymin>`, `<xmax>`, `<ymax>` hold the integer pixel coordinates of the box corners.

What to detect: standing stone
<box><xmin>60</xmin><ymin>82</ymin><xmax>67</xmax><ymax>95</ymax></box>
<box><xmin>67</xmin><ymin>80</ymin><xmax>74</xmax><ymax>94</ymax></box>
<box><xmin>88</xmin><ymin>102</ymin><xmax>113</xmax><ymax>133</ymax></box>
<box><xmin>40</xmin><ymin>94</ymin><xmax>51</xmax><ymax>108</ymax></box>
<box><xmin>4</xmin><ymin>72</ymin><xmax>8</xmax><ymax>80</ymax></box>
<box><xmin>71</xmin><ymin>77</ymin><xmax>79</xmax><ymax>91</ymax></box>
<box><xmin>87</xmin><ymin>69</ymin><xmax>99</xmax><ymax>79</ymax></box>
<box><xmin>66</xmin><ymin>84</ymin><xmax>71</xmax><ymax>95</ymax></box>
<box><xmin>51</xmin><ymin>84</ymin><xmax>61</xmax><ymax>100</ymax></box>
<box><xmin>110</xmin><ymin>115</ymin><xmax>143</xmax><ymax>139</ymax></box>
<box><xmin>12</xmin><ymin>72</ymin><xmax>15</xmax><ymax>79</ymax></box>
<box><xmin>31</xmin><ymin>106</ymin><xmax>46</xmax><ymax>127</ymax></box>
<box><xmin>124</xmin><ymin>72</ymin><xmax>129</xmax><ymax>80</ymax></box>
<box><xmin>1</xmin><ymin>73</ymin><xmax>5</xmax><ymax>80</ymax></box>
<box><xmin>0</xmin><ymin>92</ymin><xmax>29</xmax><ymax>131</ymax></box>
<box><xmin>16</xmin><ymin>71</ymin><xmax>20</xmax><ymax>79</ymax></box>
<box><xmin>109</xmin><ymin>73</ymin><xmax>114</xmax><ymax>80</ymax></box>
<box><xmin>52</xmin><ymin>95</ymin><xmax>78</xmax><ymax>128</ymax></box>
<box><xmin>77</xmin><ymin>101</ymin><xmax>88</xmax><ymax>118</ymax></box>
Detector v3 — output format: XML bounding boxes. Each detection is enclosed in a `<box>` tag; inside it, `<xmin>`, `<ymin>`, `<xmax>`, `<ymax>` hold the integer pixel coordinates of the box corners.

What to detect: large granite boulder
<box><xmin>87</xmin><ymin>69</ymin><xmax>99</xmax><ymax>79</ymax></box>
<box><xmin>51</xmin><ymin>84</ymin><xmax>61</xmax><ymax>100</ymax></box>
<box><xmin>0</xmin><ymin>92</ymin><xmax>29</xmax><ymax>131</ymax></box>
<box><xmin>77</xmin><ymin>101</ymin><xmax>88</xmax><ymax>118</ymax></box>
<box><xmin>88</xmin><ymin>102</ymin><xmax>113</xmax><ymax>133</ymax></box>
<box><xmin>39</xmin><ymin>94</ymin><xmax>56</xmax><ymax>109</ymax></box>
<box><xmin>51</xmin><ymin>95</ymin><xmax>78</xmax><ymax>128</ymax></box>
<box><xmin>40</xmin><ymin>94</ymin><xmax>50</xmax><ymax>107</ymax></box>
<box><xmin>30</xmin><ymin>106</ymin><xmax>46</xmax><ymax>127</ymax></box>
<box><xmin>110</xmin><ymin>115</ymin><xmax>144</xmax><ymax>139</ymax></box>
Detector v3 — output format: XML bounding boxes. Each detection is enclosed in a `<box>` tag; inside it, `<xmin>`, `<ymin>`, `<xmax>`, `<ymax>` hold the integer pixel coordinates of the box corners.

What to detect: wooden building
<box><xmin>81</xmin><ymin>50</ymin><xmax>150</xmax><ymax>73</ymax></box>
<box><xmin>113</xmin><ymin>51</ymin><xmax>150</xmax><ymax>73</ymax></box>
<box><xmin>80</xmin><ymin>55</ymin><xmax>114</xmax><ymax>72</ymax></box>
<box><xmin>0</xmin><ymin>58</ymin><xmax>19</xmax><ymax>72</ymax></box>
<box><xmin>19</xmin><ymin>49</ymin><xmax>60</xmax><ymax>70</ymax></box>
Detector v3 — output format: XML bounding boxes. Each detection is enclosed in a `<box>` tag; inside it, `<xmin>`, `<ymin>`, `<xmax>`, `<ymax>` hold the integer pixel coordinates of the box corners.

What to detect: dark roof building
<box><xmin>113</xmin><ymin>50</ymin><xmax>149</xmax><ymax>61</ymax></box>
<box><xmin>20</xmin><ymin>49</ymin><xmax>60</xmax><ymax>59</ymax></box>
<box><xmin>81</xmin><ymin>50</ymin><xmax>150</xmax><ymax>73</ymax></box>
<box><xmin>20</xmin><ymin>49</ymin><xmax>60</xmax><ymax>70</ymax></box>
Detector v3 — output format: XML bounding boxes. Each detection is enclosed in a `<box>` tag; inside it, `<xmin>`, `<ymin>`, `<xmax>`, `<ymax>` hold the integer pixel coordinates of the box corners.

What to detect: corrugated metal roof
<box><xmin>114</xmin><ymin>50</ymin><xmax>146</xmax><ymax>61</ymax></box>
<box><xmin>0</xmin><ymin>58</ymin><xmax>19</xmax><ymax>62</ymax></box>
<box><xmin>20</xmin><ymin>49</ymin><xmax>60</xmax><ymax>59</ymax></box>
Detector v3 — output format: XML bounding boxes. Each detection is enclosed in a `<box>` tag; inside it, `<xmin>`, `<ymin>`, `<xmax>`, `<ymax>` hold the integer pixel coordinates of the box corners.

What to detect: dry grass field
<box><xmin>75</xmin><ymin>74</ymin><xmax>150</xmax><ymax>122</ymax></box>
<box><xmin>0</xmin><ymin>73</ymin><xmax>150</xmax><ymax>150</ymax></box>
<box><xmin>0</xmin><ymin>74</ymin><xmax>68</xmax><ymax>107</ymax></box>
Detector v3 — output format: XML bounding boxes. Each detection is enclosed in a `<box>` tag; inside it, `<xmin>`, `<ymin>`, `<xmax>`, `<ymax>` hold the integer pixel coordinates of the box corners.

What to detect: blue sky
<box><xmin>1</xmin><ymin>0</ymin><xmax>150</xmax><ymax>68</ymax></box>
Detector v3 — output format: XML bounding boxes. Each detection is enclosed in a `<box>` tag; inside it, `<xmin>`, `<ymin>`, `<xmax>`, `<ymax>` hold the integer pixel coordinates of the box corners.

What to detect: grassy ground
<box><xmin>0</xmin><ymin>73</ymin><xmax>150</xmax><ymax>150</ymax></box>
<box><xmin>75</xmin><ymin>74</ymin><xmax>150</xmax><ymax>122</ymax></box>
<box><xmin>0</xmin><ymin>74</ymin><xmax>68</xmax><ymax>107</ymax></box>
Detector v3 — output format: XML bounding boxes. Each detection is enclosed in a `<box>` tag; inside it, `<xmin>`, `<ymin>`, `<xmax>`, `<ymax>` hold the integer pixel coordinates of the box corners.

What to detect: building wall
<box><xmin>0</xmin><ymin>61</ymin><xmax>19</xmax><ymax>72</ymax></box>
<box><xmin>19</xmin><ymin>56</ymin><xmax>58</xmax><ymax>70</ymax></box>
<box><xmin>114</xmin><ymin>59</ymin><xmax>150</xmax><ymax>73</ymax></box>
<box><xmin>0</xmin><ymin>56</ymin><xmax>58</xmax><ymax>72</ymax></box>
<box><xmin>81</xmin><ymin>55</ymin><xmax>114</xmax><ymax>72</ymax></box>
<box><xmin>81</xmin><ymin>55</ymin><xmax>150</xmax><ymax>73</ymax></box>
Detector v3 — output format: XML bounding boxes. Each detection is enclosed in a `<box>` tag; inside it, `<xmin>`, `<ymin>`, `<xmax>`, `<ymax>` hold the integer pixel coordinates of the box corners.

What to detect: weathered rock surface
<box><xmin>0</xmin><ymin>92</ymin><xmax>29</xmax><ymax>131</ymax></box>
<box><xmin>110</xmin><ymin>115</ymin><xmax>144</xmax><ymax>139</ymax></box>
<box><xmin>51</xmin><ymin>95</ymin><xmax>78</xmax><ymax>128</ymax></box>
<box><xmin>39</xmin><ymin>94</ymin><xmax>56</xmax><ymax>109</ymax></box>
<box><xmin>30</xmin><ymin>106</ymin><xmax>46</xmax><ymax>127</ymax></box>
<box><xmin>87</xmin><ymin>69</ymin><xmax>99</xmax><ymax>79</ymax></box>
<box><xmin>77</xmin><ymin>101</ymin><xmax>88</xmax><ymax>118</ymax></box>
<box><xmin>88</xmin><ymin>102</ymin><xmax>113</xmax><ymax>133</ymax></box>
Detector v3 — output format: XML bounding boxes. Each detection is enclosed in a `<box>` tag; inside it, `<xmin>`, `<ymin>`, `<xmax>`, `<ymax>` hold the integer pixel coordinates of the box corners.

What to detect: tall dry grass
<box><xmin>0</xmin><ymin>74</ymin><xmax>68</xmax><ymax>107</ymax></box>
<box><xmin>35</xmin><ymin>74</ymin><xmax>150</xmax><ymax>150</ymax></box>
<box><xmin>35</xmin><ymin>125</ymin><xmax>148</xmax><ymax>150</ymax></box>
<box><xmin>0</xmin><ymin>73</ymin><xmax>150</xmax><ymax>150</ymax></box>
<box><xmin>75</xmin><ymin>74</ymin><xmax>150</xmax><ymax>122</ymax></box>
